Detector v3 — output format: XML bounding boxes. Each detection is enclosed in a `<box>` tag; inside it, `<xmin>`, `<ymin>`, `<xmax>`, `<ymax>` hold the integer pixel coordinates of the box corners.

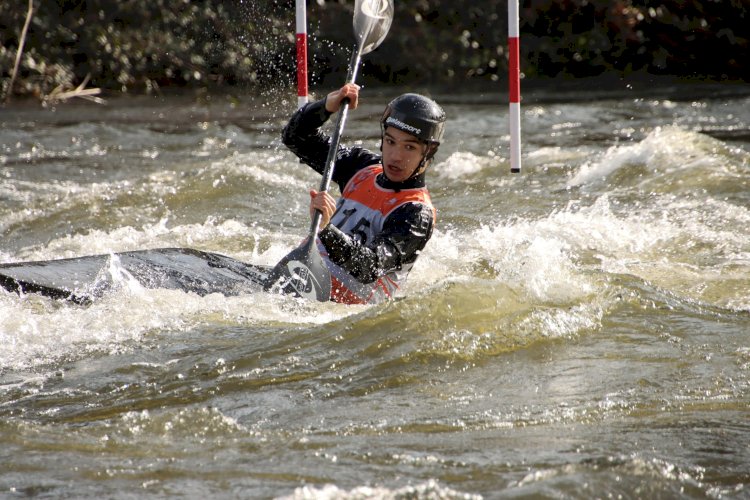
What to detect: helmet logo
<box><xmin>385</xmin><ymin>116</ymin><xmax>421</xmax><ymax>136</ymax></box>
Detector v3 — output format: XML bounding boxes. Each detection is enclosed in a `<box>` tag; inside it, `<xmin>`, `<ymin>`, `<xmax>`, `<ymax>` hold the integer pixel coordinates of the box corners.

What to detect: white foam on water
<box><xmin>0</xmin><ymin>179</ymin><xmax>95</xmax><ymax>234</ymax></box>
<box><xmin>210</xmin><ymin>151</ymin><xmax>313</xmax><ymax>190</ymax></box>
<box><xmin>277</xmin><ymin>479</ymin><xmax>481</xmax><ymax>500</ymax></box>
<box><xmin>3</xmin><ymin>123</ymin><xmax>747</xmax><ymax>373</ymax></box>
<box><xmin>406</xmin><ymin>201</ymin><xmax>610</xmax><ymax>343</ymax></box>
<box><xmin>525</xmin><ymin>145</ymin><xmax>593</xmax><ymax>171</ymax></box>
<box><xmin>413</xmin><ymin>209</ymin><xmax>602</xmax><ymax>305</ymax></box>
<box><xmin>417</xmin><ymin>124</ymin><xmax>749</xmax><ymax>314</ymax></box>
<box><xmin>599</xmin><ymin>194</ymin><xmax>750</xmax><ymax>310</ymax></box>
<box><xmin>432</xmin><ymin>152</ymin><xmax>486</xmax><ymax>180</ymax></box>
<box><xmin>0</xmin><ymin>217</ymin><xmax>360</xmax><ymax>372</ymax></box>
<box><xmin>566</xmin><ymin>125</ymin><xmax>736</xmax><ymax>188</ymax></box>
<box><xmin>0</xmin><ymin>281</ymin><xmax>356</xmax><ymax>372</ymax></box>
<box><xmin>8</xmin><ymin>218</ymin><xmax>223</xmax><ymax>261</ymax></box>
<box><xmin>482</xmin><ymin>190</ymin><xmax>747</xmax><ymax>310</ymax></box>
<box><xmin>511</xmin><ymin>455</ymin><xmax>708</xmax><ymax>497</ymax></box>
<box><xmin>410</xmin><ymin>161</ymin><xmax>750</xmax><ymax>342</ymax></box>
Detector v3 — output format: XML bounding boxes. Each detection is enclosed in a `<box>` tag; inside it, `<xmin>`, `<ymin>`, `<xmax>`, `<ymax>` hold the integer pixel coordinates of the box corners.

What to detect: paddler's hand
<box><xmin>325</xmin><ymin>83</ymin><xmax>360</xmax><ymax>113</ymax></box>
<box><xmin>309</xmin><ymin>189</ymin><xmax>337</xmax><ymax>229</ymax></box>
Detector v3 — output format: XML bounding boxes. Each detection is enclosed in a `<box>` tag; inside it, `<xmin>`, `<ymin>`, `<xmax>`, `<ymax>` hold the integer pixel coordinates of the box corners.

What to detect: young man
<box><xmin>282</xmin><ymin>83</ymin><xmax>446</xmax><ymax>304</ymax></box>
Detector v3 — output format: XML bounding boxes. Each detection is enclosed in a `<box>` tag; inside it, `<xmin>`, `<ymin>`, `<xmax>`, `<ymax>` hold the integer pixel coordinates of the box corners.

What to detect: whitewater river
<box><xmin>1</xmin><ymin>81</ymin><xmax>749</xmax><ymax>498</ymax></box>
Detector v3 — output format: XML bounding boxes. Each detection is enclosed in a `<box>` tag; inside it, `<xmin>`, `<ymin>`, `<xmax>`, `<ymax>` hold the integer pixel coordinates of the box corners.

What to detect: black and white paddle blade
<box><xmin>264</xmin><ymin>243</ymin><xmax>331</xmax><ymax>302</ymax></box>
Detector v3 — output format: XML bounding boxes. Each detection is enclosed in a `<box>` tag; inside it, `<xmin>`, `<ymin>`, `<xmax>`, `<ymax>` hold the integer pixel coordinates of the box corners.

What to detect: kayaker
<box><xmin>282</xmin><ymin>83</ymin><xmax>446</xmax><ymax>304</ymax></box>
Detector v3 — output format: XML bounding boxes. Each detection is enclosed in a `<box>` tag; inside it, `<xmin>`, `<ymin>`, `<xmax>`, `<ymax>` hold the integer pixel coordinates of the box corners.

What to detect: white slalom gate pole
<box><xmin>296</xmin><ymin>0</ymin><xmax>308</xmax><ymax>108</ymax></box>
<box><xmin>508</xmin><ymin>0</ymin><xmax>521</xmax><ymax>173</ymax></box>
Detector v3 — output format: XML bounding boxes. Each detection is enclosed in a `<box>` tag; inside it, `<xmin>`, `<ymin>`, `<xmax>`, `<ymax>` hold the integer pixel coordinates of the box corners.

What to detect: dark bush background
<box><xmin>1</xmin><ymin>0</ymin><xmax>748</xmax><ymax>99</ymax></box>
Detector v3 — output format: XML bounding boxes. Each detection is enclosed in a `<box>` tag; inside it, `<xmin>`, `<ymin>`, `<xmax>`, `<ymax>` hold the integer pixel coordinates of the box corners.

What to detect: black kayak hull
<box><xmin>0</xmin><ymin>248</ymin><xmax>271</xmax><ymax>304</ymax></box>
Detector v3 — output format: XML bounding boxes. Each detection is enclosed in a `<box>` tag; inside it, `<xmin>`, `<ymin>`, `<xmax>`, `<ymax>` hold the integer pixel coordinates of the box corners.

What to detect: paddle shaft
<box><xmin>305</xmin><ymin>48</ymin><xmax>363</xmax><ymax>251</ymax></box>
<box><xmin>264</xmin><ymin>0</ymin><xmax>392</xmax><ymax>301</ymax></box>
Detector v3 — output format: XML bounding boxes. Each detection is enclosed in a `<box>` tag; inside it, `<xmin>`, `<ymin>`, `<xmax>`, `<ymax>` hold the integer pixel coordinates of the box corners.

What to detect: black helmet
<box><xmin>381</xmin><ymin>93</ymin><xmax>446</xmax><ymax>147</ymax></box>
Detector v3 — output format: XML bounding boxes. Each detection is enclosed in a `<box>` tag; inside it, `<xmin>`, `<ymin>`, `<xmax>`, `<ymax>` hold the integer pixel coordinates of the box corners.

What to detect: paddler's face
<box><xmin>381</xmin><ymin>127</ymin><xmax>428</xmax><ymax>183</ymax></box>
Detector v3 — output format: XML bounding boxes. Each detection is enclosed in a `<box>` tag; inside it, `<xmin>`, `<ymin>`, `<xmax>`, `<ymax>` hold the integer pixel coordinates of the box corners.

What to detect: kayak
<box><xmin>0</xmin><ymin>248</ymin><xmax>271</xmax><ymax>304</ymax></box>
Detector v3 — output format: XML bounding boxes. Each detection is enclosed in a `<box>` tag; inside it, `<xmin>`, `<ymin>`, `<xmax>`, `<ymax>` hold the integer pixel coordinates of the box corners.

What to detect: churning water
<box><xmin>1</xmin><ymin>82</ymin><xmax>749</xmax><ymax>498</ymax></box>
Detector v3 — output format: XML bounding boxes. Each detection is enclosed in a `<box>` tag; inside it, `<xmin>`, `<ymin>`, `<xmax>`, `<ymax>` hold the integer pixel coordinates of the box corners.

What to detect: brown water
<box><xmin>1</xmin><ymin>84</ymin><xmax>749</xmax><ymax>498</ymax></box>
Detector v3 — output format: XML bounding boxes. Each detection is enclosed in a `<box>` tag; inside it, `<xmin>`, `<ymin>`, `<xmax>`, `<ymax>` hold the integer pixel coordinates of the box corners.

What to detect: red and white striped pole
<box><xmin>296</xmin><ymin>0</ymin><xmax>308</xmax><ymax>108</ymax></box>
<box><xmin>508</xmin><ymin>0</ymin><xmax>522</xmax><ymax>173</ymax></box>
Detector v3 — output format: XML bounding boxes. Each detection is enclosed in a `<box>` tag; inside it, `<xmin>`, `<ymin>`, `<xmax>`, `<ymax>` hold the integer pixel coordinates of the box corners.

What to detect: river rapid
<box><xmin>1</xmin><ymin>81</ymin><xmax>749</xmax><ymax>499</ymax></box>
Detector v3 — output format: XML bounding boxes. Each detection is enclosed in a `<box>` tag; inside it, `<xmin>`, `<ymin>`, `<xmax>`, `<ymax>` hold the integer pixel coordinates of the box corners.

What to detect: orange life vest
<box><xmin>317</xmin><ymin>165</ymin><xmax>435</xmax><ymax>304</ymax></box>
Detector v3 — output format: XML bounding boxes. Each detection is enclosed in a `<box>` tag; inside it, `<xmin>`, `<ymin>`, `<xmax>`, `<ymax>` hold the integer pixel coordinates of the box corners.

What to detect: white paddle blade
<box><xmin>354</xmin><ymin>0</ymin><xmax>394</xmax><ymax>55</ymax></box>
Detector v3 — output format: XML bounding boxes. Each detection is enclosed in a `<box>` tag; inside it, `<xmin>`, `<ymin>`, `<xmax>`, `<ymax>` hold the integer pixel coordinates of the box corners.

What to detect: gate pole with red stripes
<box><xmin>296</xmin><ymin>0</ymin><xmax>308</xmax><ymax>108</ymax></box>
<box><xmin>508</xmin><ymin>0</ymin><xmax>522</xmax><ymax>173</ymax></box>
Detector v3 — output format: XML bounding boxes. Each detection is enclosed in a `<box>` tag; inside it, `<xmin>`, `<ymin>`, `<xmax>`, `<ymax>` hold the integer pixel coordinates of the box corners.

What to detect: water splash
<box><xmin>566</xmin><ymin>125</ymin><xmax>748</xmax><ymax>192</ymax></box>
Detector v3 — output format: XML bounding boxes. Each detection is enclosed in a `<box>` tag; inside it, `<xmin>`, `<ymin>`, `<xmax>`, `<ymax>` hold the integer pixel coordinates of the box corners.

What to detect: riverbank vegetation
<box><xmin>1</xmin><ymin>0</ymin><xmax>747</xmax><ymax>102</ymax></box>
